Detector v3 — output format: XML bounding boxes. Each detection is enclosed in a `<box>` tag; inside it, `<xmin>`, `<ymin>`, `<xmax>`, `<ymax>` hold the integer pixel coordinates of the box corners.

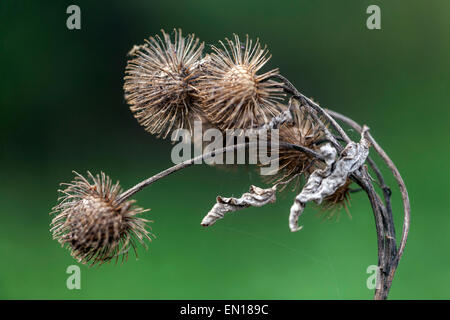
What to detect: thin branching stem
<box><xmin>326</xmin><ymin>109</ymin><xmax>410</xmax><ymax>296</ymax></box>
<box><xmin>272</xmin><ymin>73</ymin><xmax>409</xmax><ymax>300</ymax></box>
<box><xmin>117</xmin><ymin>141</ymin><xmax>323</xmax><ymax>204</ymax></box>
<box><xmin>117</xmin><ymin>73</ymin><xmax>406</xmax><ymax>300</ymax></box>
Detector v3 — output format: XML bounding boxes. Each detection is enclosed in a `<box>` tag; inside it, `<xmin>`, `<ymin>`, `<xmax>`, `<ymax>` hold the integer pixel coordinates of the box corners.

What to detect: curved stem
<box><xmin>117</xmin><ymin>141</ymin><xmax>324</xmax><ymax>203</ymax></box>
<box><xmin>325</xmin><ymin>109</ymin><xmax>410</xmax><ymax>292</ymax></box>
<box><xmin>273</xmin><ymin>73</ymin><xmax>408</xmax><ymax>299</ymax></box>
<box><xmin>273</xmin><ymin>74</ymin><xmax>351</xmax><ymax>144</ymax></box>
<box><xmin>117</xmin><ymin>73</ymin><xmax>408</xmax><ymax>300</ymax></box>
<box><xmin>117</xmin><ymin>143</ymin><xmax>255</xmax><ymax>203</ymax></box>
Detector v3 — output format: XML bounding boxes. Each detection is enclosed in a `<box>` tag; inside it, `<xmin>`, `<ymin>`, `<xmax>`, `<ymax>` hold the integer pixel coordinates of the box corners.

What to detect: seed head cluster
<box><xmin>124</xmin><ymin>29</ymin><xmax>284</xmax><ymax>137</ymax></box>
<box><xmin>51</xmin><ymin>29</ymin><xmax>355</xmax><ymax>266</ymax></box>
<box><xmin>50</xmin><ymin>171</ymin><xmax>153</xmax><ymax>266</ymax></box>
<box><xmin>123</xmin><ymin>29</ymin><xmax>353</xmax><ymax>212</ymax></box>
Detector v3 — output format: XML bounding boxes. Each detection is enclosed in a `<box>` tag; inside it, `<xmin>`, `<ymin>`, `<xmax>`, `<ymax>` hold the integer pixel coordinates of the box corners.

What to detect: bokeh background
<box><xmin>1</xmin><ymin>0</ymin><xmax>449</xmax><ymax>299</ymax></box>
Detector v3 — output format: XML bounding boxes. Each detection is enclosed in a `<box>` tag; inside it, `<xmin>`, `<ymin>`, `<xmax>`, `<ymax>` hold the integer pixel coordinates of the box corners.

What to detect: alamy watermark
<box><xmin>66</xmin><ymin>5</ymin><xmax>81</xmax><ymax>30</ymax></box>
<box><xmin>366</xmin><ymin>265</ymin><xmax>381</xmax><ymax>290</ymax></box>
<box><xmin>366</xmin><ymin>5</ymin><xmax>381</xmax><ymax>30</ymax></box>
<box><xmin>66</xmin><ymin>265</ymin><xmax>81</xmax><ymax>290</ymax></box>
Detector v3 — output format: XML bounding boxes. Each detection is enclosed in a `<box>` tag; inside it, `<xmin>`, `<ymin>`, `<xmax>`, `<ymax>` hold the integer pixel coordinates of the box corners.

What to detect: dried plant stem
<box><xmin>272</xmin><ymin>74</ymin><xmax>409</xmax><ymax>300</ymax></box>
<box><xmin>326</xmin><ymin>109</ymin><xmax>410</xmax><ymax>297</ymax></box>
<box><xmin>116</xmin><ymin>141</ymin><xmax>322</xmax><ymax>204</ymax></box>
<box><xmin>307</xmin><ymin>107</ymin><xmax>343</xmax><ymax>152</ymax></box>
<box><xmin>116</xmin><ymin>143</ymin><xmax>254</xmax><ymax>203</ymax></box>
<box><xmin>308</xmin><ymin>103</ymin><xmax>397</xmax><ymax>295</ymax></box>
<box><xmin>52</xmin><ymin>31</ymin><xmax>409</xmax><ymax>297</ymax></box>
<box><xmin>307</xmin><ymin>108</ymin><xmax>392</xmax><ymax>297</ymax></box>
<box><xmin>272</xmin><ymin>74</ymin><xmax>351</xmax><ymax>143</ymax></box>
<box><xmin>310</xmin><ymin>101</ymin><xmax>396</xmax><ymax>256</ymax></box>
<box><xmin>115</xmin><ymin>74</ymin><xmax>407</xmax><ymax>300</ymax></box>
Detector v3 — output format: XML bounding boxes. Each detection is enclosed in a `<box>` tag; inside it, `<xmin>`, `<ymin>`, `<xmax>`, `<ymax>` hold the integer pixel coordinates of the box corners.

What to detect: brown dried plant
<box><xmin>50</xmin><ymin>29</ymin><xmax>410</xmax><ymax>300</ymax></box>
<box><xmin>50</xmin><ymin>171</ymin><xmax>153</xmax><ymax>266</ymax></box>
<box><xmin>199</xmin><ymin>34</ymin><xmax>284</xmax><ymax>130</ymax></box>
<box><xmin>124</xmin><ymin>29</ymin><xmax>205</xmax><ymax>138</ymax></box>
<box><xmin>269</xmin><ymin>106</ymin><xmax>325</xmax><ymax>188</ymax></box>
<box><xmin>319</xmin><ymin>178</ymin><xmax>353</xmax><ymax>220</ymax></box>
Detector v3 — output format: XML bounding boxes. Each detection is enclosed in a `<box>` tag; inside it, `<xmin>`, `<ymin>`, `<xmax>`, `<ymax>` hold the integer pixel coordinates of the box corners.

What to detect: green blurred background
<box><xmin>0</xmin><ymin>0</ymin><xmax>449</xmax><ymax>299</ymax></box>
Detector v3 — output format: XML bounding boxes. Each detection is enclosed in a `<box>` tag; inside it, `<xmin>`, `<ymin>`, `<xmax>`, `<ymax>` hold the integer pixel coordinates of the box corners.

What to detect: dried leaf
<box><xmin>201</xmin><ymin>185</ymin><xmax>277</xmax><ymax>227</ymax></box>
<box><xmin>289</xmin><ymin>127</ymin><xmax>370</xmax><ymax>232</ymax></box>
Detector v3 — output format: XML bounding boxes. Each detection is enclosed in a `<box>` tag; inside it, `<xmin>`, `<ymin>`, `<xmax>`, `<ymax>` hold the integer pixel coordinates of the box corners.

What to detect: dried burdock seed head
<box><xmin>124</xmin><ymin>29</ymin><xmax>205</xmax><ymax>138</ymax></box>
<box><xmin>319</xmin><ymin>178</ymin><xmax>353</xmax><ymax>220</ymax></box>
<box><xmin>269</xmin><ymin>106</ymin><xmax>325</xmax><ymax>187</ymax></box>
<box><xmin>50</xmin><ymin>171</ymin><xmax>153</xmax><ymax>266</ymax></box>
<box><xmin>199</xmin><ymin>34</ymin><xmax>284</xmax><ymax>130</ymax></box>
